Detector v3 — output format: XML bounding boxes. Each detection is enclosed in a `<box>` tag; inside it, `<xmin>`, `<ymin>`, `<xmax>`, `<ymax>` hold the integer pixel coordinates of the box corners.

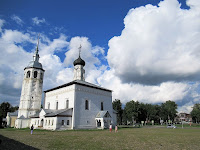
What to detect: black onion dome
<box><xmin>73</xmin><ymin>56</ymin><xmax>85</xmax><ymax>66</ymax></box>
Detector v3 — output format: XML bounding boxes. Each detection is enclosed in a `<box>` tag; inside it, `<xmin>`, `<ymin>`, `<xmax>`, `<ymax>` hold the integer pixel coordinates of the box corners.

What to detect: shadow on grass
<box><xmin>0</xmin><ymin>134</ymin><xmax>39</xmax><ymax>150</ymax></box>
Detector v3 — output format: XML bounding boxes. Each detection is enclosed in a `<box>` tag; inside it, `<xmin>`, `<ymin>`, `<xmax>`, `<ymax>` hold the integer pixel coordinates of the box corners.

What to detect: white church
<box><xmin>8</xmin><ymin>40</ymin><xmax>116</xmax><ymax>130</ymax></box>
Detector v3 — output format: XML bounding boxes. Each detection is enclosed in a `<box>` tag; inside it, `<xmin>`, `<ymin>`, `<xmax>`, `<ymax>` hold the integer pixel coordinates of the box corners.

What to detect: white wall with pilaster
<box><xmin>74</xmin><ymin>84</ymin><xmax>113</xmax><ymax>129</ymax></box>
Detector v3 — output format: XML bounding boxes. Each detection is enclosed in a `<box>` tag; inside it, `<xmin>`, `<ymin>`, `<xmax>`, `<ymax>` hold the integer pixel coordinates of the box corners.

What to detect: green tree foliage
<box><xmin>191</xmin><ymin>103</ymin><xmax>200</xmax><ymax>123</ymax></box>
<box><xmin>122</xmin><ymin>109</ymin><xmax>128</xmax><ymax>125</ymax></box>
<box><xmin>0</xmin><ymin>102</ymin><xmax>19</xmax><ymax>127</ymax></box>
<box><xmin>124</xmin><ymin>100</ymin><xmax>140</xmax><ymax>123</ymax></box>
<box><xmin>122</xmin><ymin>100</ymin><xmax>177</xmax><ymax>124</ymax></box>
<box><xmin>112</xmin><ymin>99</ymin><xmax>123</xmax><ymax>125</ymax></box>
<box><xmin>160</xmin><ymin>100</ymin><xmax>177</xmax><ymax>121</ymax></box>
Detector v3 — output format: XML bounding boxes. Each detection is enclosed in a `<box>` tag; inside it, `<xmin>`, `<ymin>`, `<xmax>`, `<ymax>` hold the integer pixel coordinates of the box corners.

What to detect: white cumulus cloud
<box><xmin>107</xmin><ymin>0</ymin><xmax>200</xmax><ymax>85</ymax></box>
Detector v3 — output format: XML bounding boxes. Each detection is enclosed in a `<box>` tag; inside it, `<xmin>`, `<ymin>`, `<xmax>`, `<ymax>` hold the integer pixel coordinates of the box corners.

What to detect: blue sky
<box><xmin>0</xmin><ymin>0</ymin><xmax>200</xmax><ymax>113</ymax></box>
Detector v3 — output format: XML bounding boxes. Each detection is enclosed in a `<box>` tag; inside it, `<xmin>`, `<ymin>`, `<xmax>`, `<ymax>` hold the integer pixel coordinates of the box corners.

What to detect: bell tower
<box><xmin>73</xmin><ymin>45</ymin><xmax>85</xmax><ymax>81</ymax></box>
<box><xmin>16</xmin><ymin>36</ymin><xmax>45</xmax><ymax>128</ymax></box>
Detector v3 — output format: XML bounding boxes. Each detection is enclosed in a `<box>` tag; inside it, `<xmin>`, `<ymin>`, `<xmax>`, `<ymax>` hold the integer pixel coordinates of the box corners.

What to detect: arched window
<box><xmin>40</xmin><ymin>73</ymin><xmax>43</xmax><ymax>80</ymax></box>
<box><xmin>61</xmin><ymin>120</ymin><xmax>64</xmax><ymax>125</ymax></box>
<box><xmin>52</xmin><ymin>120</ymin><xmax>54</xmax><ymax>126</ymax></box>
<box><xmin>101</xmin><ymin>102</ymin><xmax>104</xmax><ymax>111</ymax></box>
<box><xmin>85</xmin><ymin>100</ymin><xmax>89</xmax><ymax>110</ymax></box>
<box><xmin>66</xmin><ymin>100</ymin><xmax>69</xmax><ymax>109</ymax></box>
<box><xmin>48</xmin><ymin>103</ymin><xmax>50</xmax><ymax>109</ymax></box>
<box><xmin>34</xmin><ymin>71</ymin><xmax>37</xmax><ymax>78</ymax></box>
<box><xmin>26</xmin><ymin>71</ymin><xmax>30</xmax><ymax>78</ymax></box>
<box><xmin>56</xmin><ymin>102</ymin><xmax>58</xmax><ymax>110</ymax></box>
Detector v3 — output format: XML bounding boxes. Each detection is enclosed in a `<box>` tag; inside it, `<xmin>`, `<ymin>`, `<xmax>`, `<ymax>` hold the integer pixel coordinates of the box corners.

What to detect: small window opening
<box><xmin>85</xmin><ymin>100</ymin><xmax>89</xmax><ymax>110</ymax></box>
<box><xmin>56</xmin><ymin>102</ymin><xmax>58</xmax><ymax>110</ymax></box>
<box><xmin>101</xmin><ymin>102</ymin><xmax>104</xmax><ymax>111</ymax></box>
<box><xmin>34</xmin><ymin>71</ymin><xmax>37</xmax><ymax>78</ymax></box>
<box><xmin>67</xmin><ymin>120</ymin><xmax>69</xmax><ymax>125</ymax></box>
<box><xmin>66</xmin><ymin>100</ymin><xmax>69</xmax><ymax>109</ymax></box>
<box><xmin>62</xmin><ymin>120</ymin><xmax>64</xmax><ymax>125</ymax></box>
<box><xmin>26</xmin><ymin>71</ymin><xmax>31</xmax><ymax>78</ymax></box>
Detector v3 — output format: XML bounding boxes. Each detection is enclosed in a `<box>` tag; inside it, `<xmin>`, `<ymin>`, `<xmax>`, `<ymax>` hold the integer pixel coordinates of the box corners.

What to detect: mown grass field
<box><xmin>0</xmin><ymin>126</ymin><xmax>200</xmax><ymax>150</ymax></box>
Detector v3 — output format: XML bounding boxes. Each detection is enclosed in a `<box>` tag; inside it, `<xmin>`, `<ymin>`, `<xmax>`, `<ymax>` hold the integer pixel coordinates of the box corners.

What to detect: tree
<box><xmin>124</xmin><ymin>100</ymin><xmax>140</xmax><ymax>124</ymax></box>
<box><xmin>191</xmin><ymin>103</ymin><xmax>200</xmax><ymax>123</ymax></box>
<box><xmin>145</xmin><ymin>104</ymin><xmax>155</xmax><ymax>122</ymax></box>
<box><xmin>160</xmin><ymin>100</ymin><xmax>177</xmax><ymax>121</ymax></box>
<box><xmin>138</xmin><ymin>103</ymin><xmax>147</xmax><ymax>122</ymax></box>
<box><xmin>112</xmin><ymin>99</ymin><xmax>123</xmax><ymax>125</ymax></box>
<box><xmin>0</xmin><ymin>102</ymin><xmax>18</xmax><ymax>127</ymax></box>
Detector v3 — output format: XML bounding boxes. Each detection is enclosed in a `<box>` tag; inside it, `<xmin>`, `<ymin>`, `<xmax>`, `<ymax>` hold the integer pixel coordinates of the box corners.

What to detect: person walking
<box><xmin>31</xmin><ymin>124</ymin><xmax>34</xmax><ymax>135</ymax></box>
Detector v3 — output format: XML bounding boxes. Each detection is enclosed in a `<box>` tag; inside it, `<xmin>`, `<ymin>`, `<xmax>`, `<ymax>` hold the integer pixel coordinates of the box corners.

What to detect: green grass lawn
<box><xmin>0</xmin><ymin>126</ymin><xmax>200</xmax><ymax>150</ymax></box>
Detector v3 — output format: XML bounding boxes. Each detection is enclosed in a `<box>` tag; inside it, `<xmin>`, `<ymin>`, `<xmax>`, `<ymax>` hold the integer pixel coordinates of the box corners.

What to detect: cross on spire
<box><xmin>78</xmin><ymin>44</ymin><xmax>82</xmax><ymax>57</ymax></box>
<box><xmin>36</xmin><ymin>34</ymin><xmax>40</xmax><ymax>54</ymax></box>
<box><xmin>33</xmin><ymin>34</ymin><xmax>40</xmax><ymax>62</ymax></box>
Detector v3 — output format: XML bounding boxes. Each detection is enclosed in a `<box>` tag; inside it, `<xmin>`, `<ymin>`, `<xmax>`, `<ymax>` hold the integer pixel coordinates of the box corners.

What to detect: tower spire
<box><xmin>36</xmin><ymin>34</ymin><xmax>40</xmax><ymax>54</ymax></box>
<box><xmin>33</xmin><ymin>34</ymin><xmax>40</xmax><ymax>62</ymax></box>
<box><xmin>78</xmin><ymin>44</ymin><xmax>82</xmax><ymax>57</ymax></box>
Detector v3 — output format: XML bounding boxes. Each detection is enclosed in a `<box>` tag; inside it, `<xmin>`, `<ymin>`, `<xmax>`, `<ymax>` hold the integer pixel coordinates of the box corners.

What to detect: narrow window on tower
<box><xmin>40</xmin><ymin>73</ymin><xmax>43</xmax><ymax>80</ymax></box>
<box><xmin>101</xmin><ymin>102</ymin><xmax>104</xmax><ymax>111</ymax></box>
<box><xmin>56</xmin><ymin>102</ymin><xmax>58</xmax><ymax>110</ymax></box>
<box><xmin>34</xmin><ymin>71</ymin><xmax>37</xmax><ymax>78</ymax></box>
<box><xmin>85</xmin><ymin>100</ymin><xmax>89</xmax><ymax>110</ymax></box>
<box><xmin>26</xmin><ymin>71</ymin><xmax>31</xmax><ymax>78</ymax></box>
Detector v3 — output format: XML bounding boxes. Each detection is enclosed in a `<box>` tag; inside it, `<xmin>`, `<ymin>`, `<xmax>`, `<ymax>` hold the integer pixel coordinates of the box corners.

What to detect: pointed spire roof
<box><xmin>25</xmin><ymin>34</ymin><xmax>44</xmax><ymax>70</ymax></box>
<box><xmin>73</xmin><ymin>45</ymin><xmax>85</xmax><ymax>66</ymax></box>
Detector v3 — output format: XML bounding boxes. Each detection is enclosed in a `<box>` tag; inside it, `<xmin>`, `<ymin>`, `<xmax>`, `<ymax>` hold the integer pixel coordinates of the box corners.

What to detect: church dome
<box><xmin>73</xmin><ymin>56</ymin><xmax>85</xmax><ymax>66</ymax></box>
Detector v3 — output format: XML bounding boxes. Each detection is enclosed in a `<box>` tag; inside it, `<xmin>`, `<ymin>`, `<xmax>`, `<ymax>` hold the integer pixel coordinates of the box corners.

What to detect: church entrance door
<box><xmin>97</xmin><ymin>120</ymin><xmax>101</xmax><ymax>127</ymax></box>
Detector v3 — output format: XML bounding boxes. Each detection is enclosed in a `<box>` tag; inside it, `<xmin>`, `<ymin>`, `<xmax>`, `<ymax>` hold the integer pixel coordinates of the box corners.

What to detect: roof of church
<box><xmin>44</xmin><ymin>80</ymin><xmax>112</xmax><ymax>93</ymax></box>
<box><xmin>25</xmin><ymin>61</ymin><xmax>43</xmax><ymax>70</ymax></box>
<box><xmin>96</xmin><ymin>111</ymin><xmax>111</xmax><ymax>118</ymax></box>
<box><xmin>44</xmin><ymin>108</ymin><xmax>72</xmax><ymax>117</ymax></box>
<box><xmin>9</xmin><ymin>110</ymin><xmax>18</xmax><ymax>116</ymax></box>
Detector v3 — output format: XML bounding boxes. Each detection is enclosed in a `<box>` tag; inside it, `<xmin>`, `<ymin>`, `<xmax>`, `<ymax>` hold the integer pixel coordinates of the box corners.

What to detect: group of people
<box><xmin>109</xmin><ymin>124</ymin><xmax>118</xmax><ymax>133</ymax></box>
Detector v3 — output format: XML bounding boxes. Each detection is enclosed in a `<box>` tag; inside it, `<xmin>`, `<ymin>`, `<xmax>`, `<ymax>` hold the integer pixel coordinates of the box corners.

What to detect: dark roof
<box><xmin>9</xmin><ymin>111</ymin><xmax>18</xmax><ymax>116</ymax></box>
<box><xmin>29</xmin><ymin>111</ymin><xmax>40</xmax><ymax>118</ymax></box>
<box><xmin>44</xmin><ymin>80</ymin><xmax>112</xmax><ymax>93</ymax></box>
<box><xmin>96</xmin><ymin>111</ymin><xmax>111</xmax><ymax>118</ymax></box>
<box><xmin>73</xmin><ymin>56</ymin><xmax>85</xmax><ymax>66</ymax></box>
<box><xmin>44</xmin><ymin>108</ymin><xmax>72</xmax><ymax>117</ymax></box>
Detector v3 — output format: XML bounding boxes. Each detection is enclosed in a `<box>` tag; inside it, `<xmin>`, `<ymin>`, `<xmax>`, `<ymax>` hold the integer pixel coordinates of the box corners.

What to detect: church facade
<box><xmin>9</xmin><ymin>42</ymin><xmax>116</xmax><ymax>130</ymax></box>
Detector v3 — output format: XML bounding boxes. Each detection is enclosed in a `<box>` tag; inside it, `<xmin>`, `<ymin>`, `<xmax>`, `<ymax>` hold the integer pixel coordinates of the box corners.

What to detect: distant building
<box><xmin>7</xmin><ymin>42</ymin><xmax>116</xmax><ymax>130</ymax></box>
<box><xmin>6</xmin><ymin>111</ymin><xmax>18</xmax><ymax>127</ymax></box>
<box><xmin>175</xmin><ymin>113</ymin><xmax>192</xmax><ymax>123</ymax></box>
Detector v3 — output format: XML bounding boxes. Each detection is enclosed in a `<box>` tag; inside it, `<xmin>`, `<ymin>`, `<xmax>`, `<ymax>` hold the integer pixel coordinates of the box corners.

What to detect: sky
<box><xmin>0</xmin><ymin>0</ymin><xmax>200</xmax><ymax>113</ymax></box>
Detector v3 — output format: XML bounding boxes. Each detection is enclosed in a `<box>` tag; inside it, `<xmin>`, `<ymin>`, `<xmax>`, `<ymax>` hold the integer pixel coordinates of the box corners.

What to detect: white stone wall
<box><xmin>74</xmin><ymin>84</ymin><xmax>113</xmax><ymax>129</ymax></box>
<box><xmin>56</xmin><ymin>117</ymin><xmax>72</xmax><ymax>129</ymax></box>
<box><xmin>43</xmin><ymin>82</ymin><xmax>116</xmax><ymax>130</ymax></box>
<box><xmin>44</xmin><ymin>84</ymin><xmax>75</xmax><ymax>110</ymax></box>
<box><xmin>31</xmin><ymin>117</ymin><xmax>57</xmax><ymax>130</ymax></box>
<box><xmin>18</xmin><ymin>68</ymin><xmax>44</xmax><ymax>119</ymax></box>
